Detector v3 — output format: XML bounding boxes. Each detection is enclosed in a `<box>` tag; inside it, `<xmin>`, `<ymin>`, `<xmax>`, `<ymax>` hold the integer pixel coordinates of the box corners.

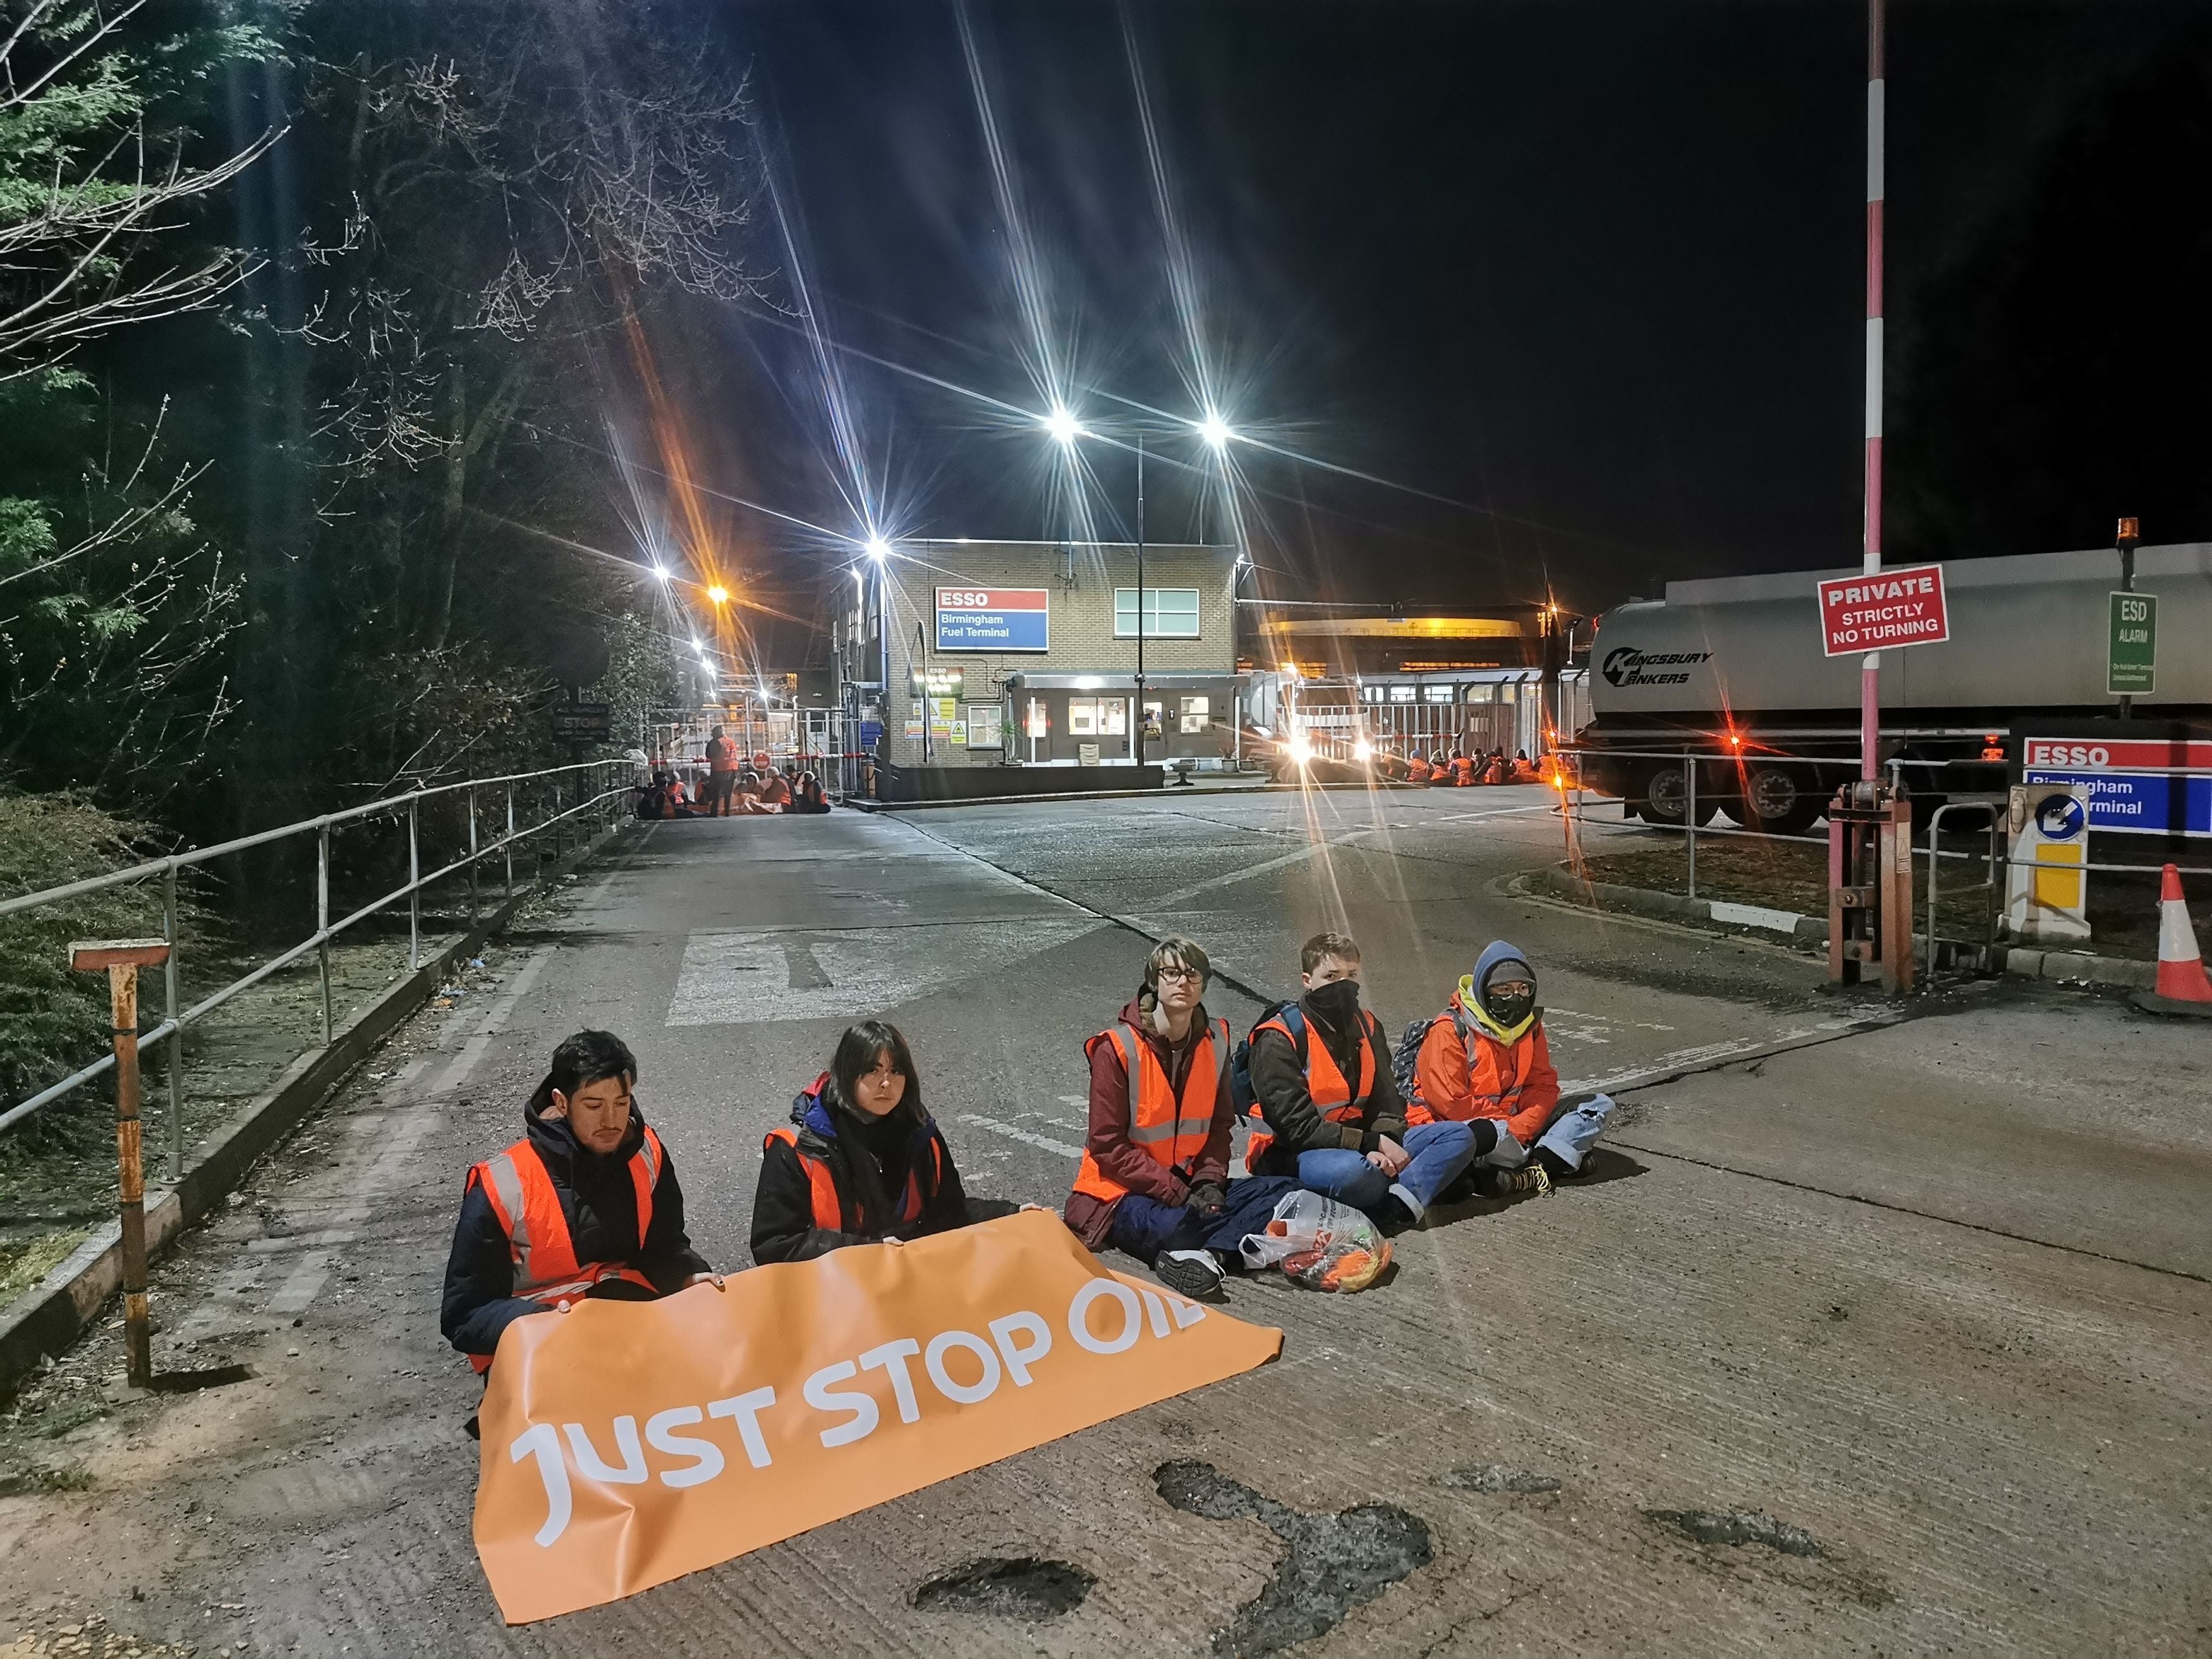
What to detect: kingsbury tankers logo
<box><xmin>1601</xmin><ymin>647</ymin><xmax>1711</xmax><ymax>688</ymax></box>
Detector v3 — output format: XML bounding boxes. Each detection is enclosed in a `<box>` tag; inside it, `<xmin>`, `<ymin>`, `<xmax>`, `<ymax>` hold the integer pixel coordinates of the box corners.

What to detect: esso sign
<box><xmin>2023</xmin><ymin>741</ymin><xmax>2110</xmax><ymax>768</ymax></box>
<box><xmin>939</xmin><ymin>590</ymin><xmax>995</xmax><ymax>609</ymax></box>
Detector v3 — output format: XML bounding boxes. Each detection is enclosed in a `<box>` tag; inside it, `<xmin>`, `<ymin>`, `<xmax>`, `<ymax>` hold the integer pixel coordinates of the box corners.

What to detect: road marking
<box><xmin>1148</xmin><ymin>828</ymin><xmax>1382</xmax><ymax>910</ymax></box>
<box><xmin>266</xmin><ymin>1251</ymin><xmax>332</xmax><ymax>1316</ymax></box>
<box><xmin>1423</xmin><ymin>803</ymin><xmax>1565</xmax><ymax>824</ymax></box>
<box><xmin>666</xmin><ymin>918</ymin><xmax>1100</xmax><ymax>1027</ymax></box>
<box><xmin>477</xmin><ymin>946</ymin><xmax>553</xmax><ymax>1035</ymax></box>
<box><xmin>1564</xmin><ymin>1011</ymin><xmax>1901</xmax><ymax>1096</ymax></box>
<box><xmin>958</xmin><ymin>1113</ymin><xmax>1085</xmax><ymax>1158</ymax></box>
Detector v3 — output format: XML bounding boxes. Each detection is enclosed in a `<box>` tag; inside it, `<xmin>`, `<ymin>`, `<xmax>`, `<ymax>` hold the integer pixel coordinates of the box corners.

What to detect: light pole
<box><xmin>865</xmin><ymin>537</ymin><xmax>892</xmax><ymax>776</ymax></box>
<box><xmin>1044</xmin><ymin>406</ymin><xmax>1236</xmax><ymax>772</ymax></box>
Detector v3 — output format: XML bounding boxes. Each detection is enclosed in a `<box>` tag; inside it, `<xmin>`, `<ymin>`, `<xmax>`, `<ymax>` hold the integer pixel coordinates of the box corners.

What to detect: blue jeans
<box><xmin>1480</xmin><ymin>1093</ymin><xmax>1617</xmax><ymax>1173</ymax></box>
<box><xmin>1109</xmin><ymin>1177</ymin><xmax>1299</xmax><ymax>1264</ymax></box>
<box><xmin>1296</xmin><ymin>1120</ymin><xmax>1476</xmax><ymax>1221</ymax></box>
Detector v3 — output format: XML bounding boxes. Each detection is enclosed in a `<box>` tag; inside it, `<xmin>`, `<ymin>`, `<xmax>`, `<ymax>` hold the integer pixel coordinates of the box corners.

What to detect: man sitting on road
<box><xmin>1064</xmin><ymin>937</ymin><xmax>1297</xmax><ymax>1301</ymax></box>
<box><xmin>1407</xmin><ymin>940</ymin><xmax>1616</xmax><ymax>1196</ymax></box>
<box><xmin>441</xmin><ymin>1031</ymin><xmax>715</xmax><ymax>1400</ymax></box>
<box><xmin>1244</xmin><ymin>932</ymin><xmax>1476</xmax><ymax>1234</ymax></box>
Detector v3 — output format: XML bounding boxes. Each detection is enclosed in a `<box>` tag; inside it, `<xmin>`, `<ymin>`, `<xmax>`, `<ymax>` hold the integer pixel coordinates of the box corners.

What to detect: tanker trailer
<box><xmin>1574</xmin><ymin>542</ymin><xmax>2212</xmax><ymax>835</ymax></box>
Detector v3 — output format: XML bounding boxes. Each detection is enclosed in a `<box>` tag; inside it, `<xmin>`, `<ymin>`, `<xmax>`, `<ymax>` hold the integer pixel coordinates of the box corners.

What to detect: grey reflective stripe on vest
<box><xmin>485</xmin><ymin>1150</ymin><xmax>535</xmax><ymax>1280</ymax></box>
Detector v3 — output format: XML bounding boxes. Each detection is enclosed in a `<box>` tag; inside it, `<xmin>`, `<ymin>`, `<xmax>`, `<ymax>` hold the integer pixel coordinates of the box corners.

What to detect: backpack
<box><xmin>1391</xmin><ymin>1017</ymin><xmax>1440</xmax><ymax>1104</ymax></box>
<box><xmin>1229</xmin><ymin>1002</ymin><xmax>1302</xmax><ymax>1115</ymax></box>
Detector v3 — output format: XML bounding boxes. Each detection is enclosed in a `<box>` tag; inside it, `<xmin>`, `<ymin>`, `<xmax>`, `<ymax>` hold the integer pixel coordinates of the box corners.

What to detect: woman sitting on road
<box><xmin>751</xmin><ymin>1021</ymin><xmax>1021</xmax><ymax>1264</ymax></box>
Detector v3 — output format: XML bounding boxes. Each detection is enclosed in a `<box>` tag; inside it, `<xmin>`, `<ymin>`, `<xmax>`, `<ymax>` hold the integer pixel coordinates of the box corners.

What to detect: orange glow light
<box><xmin>707</xmin><ymin>585</ymin><xmax>731</xmax><ymax>605</ymax></box>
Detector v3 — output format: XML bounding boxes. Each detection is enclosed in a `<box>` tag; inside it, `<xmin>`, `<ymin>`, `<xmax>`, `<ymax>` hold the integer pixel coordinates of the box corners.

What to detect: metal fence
<box><xmin>0</xmin><ymin>758</ymin><xmax>639</xmax><ymax>1174</ymax></box>
<box><xmin>1555</xmin><ymin>743</ymin><xmax>2212</xmax><ymax>984</ymax></box>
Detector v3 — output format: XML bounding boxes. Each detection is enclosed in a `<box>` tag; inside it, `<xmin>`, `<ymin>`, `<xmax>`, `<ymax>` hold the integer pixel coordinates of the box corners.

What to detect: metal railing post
<box><xmin>406</xmin><ymin>797</ymin><xmax>421</xmax><ymax>973</ymax></box>
<box><xmin>505</xmin><ymin>787</ymin><xmax>516</xmax><ymax>899</ymax></box>
<box><xmin>1684</xmin><ymin>756</ymin><xmax>1698</xmax><ymax>900</ymax></box>
<box><xmin>316</xmin><ymin>823</ymin><xmax>334</xmax><ymax>1045</ymax></box>
<box><xmin>162</xmin><ymin>863</ymin><xmax>184</xmax><ymax>1181</ymax></box>
<box><xmin>466</xmin><ymin>786</ymin><xmax>478</xmax><ymax>921</ymax></box>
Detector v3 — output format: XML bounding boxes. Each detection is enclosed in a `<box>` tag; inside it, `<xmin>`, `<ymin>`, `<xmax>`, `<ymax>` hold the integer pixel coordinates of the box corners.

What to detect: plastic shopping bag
<box><xmin>1238</xmin><ymin>1190</ymin><xmax>1391</xmax><ymax>1292</ymax></box>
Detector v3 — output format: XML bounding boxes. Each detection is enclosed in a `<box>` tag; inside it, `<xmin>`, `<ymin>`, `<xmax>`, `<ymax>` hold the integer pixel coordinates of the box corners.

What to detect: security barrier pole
<box><xmin>70</xmin><ymin>939</ymin><xmax>171</xmax><ymax>1389</ymax></box>
<box><xmin>1828</xmin><ymin>781</ymin><xmax>1913</xmax><ymax>992</ymax></box>
<box><xmin>466</xmin><ymin>786</ymin><xmax>479</xmax><ymax>922</ymax></box>
<box><xmin>504</xmin><ymin>787</ymin><xmax>516</xmax><ymax>899</ymax></box>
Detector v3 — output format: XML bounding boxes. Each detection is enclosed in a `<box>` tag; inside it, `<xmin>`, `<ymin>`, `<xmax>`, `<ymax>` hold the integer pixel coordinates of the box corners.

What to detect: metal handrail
<box><xmin>0</xmin><ymin>759</ymin><xmax>638</xmax><ymax>1158</ymax></box>
<box><xmin>0</xmin><ymin>757</ymin><xmax>621</xmax><ymax>919</ymax></box>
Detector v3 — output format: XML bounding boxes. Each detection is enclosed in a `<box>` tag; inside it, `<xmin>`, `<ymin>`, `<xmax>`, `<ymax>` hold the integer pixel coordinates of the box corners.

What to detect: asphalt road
<box><xmin>1</xmin><ymin>784</ymin><xmax>2206</xmax><ymax>1656</ymax></box>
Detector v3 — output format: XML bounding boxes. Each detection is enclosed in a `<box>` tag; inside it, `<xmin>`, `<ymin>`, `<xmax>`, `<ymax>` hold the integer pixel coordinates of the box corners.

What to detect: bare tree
<box><xmin>0</xmin><ymin>0</ymin><xmax>280</xmax><ymax>377</ymax></box>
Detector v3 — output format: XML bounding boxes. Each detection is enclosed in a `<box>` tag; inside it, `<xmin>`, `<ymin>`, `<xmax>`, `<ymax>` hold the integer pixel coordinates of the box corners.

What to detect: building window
<box><xmin>1423</xmin><ymin>684</ymin><xmax>1456</xmax><ymax>703</ymax></box>
<box><xmin>1388</xmin><ymin>684</ymin><xmax>1416</xmax><ymax>703</ymax></box>
<box><xmin>1466</xmin><ymin>684</ymin><xmax>1495</xmax><ymax>703</ymax></box>
<box><xmin>1178</xmin><ymin>696</ymin><xmax>1210</xmax><ymax>734</ymax></box>
<box><xmin>1067</xmin><ymin>697</ymin><xmax>1127</xmax><ymax>736</ymax></box>
<box><xmin>1114</xmin><ymin>588</ymin><xmax>1201</xmax><ymax>638</ymax></box>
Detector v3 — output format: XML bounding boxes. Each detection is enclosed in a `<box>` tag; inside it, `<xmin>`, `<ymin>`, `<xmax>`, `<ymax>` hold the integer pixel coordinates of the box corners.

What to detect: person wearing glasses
<box><xmin>1063</xmin><ymin>937</ymin><xmax>1294</xmax><ymax>1301</ymax></box>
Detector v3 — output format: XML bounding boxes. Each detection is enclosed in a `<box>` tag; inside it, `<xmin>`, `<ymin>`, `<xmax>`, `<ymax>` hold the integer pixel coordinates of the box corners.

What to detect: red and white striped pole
<box><xmin>1860</xmin><ymin>0</ymin><xmax>1886</xmax><ymax>782</ymax></box>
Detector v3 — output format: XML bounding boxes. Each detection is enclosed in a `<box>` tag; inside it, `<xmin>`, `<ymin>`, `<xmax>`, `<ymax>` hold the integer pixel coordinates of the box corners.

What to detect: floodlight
<box><xmin>1042</xmin><ymin>406</ymin><xmax>1083</xmax><ymax>446</ymax></box>
<box><xmin>865</xmin><ymin>535</ymin><xmax>891</xmax><ymax>562</ymax></box>
<box><xmin>1196</xmin><ymin>413</ymin><xmax>1234</xmax><ymax>450</ymax></box>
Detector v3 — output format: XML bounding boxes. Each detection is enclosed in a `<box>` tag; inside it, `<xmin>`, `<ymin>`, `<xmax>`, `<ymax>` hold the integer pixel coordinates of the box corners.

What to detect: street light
<box><xmin>1042</xmin><ymin>406</ymin><xmax>1239</xmax><ymax>769</ymax></box>
<box><xmin>707</xmin><ymin>583</ymin><xmax>730</xmax><ymax>606</ymax></box>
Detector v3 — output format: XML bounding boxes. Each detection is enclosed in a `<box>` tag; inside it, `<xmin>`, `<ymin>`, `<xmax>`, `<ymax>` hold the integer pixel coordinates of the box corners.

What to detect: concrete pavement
<box><xmin>0</xmin><ymin>786</ymin><xmax>2206</xmax><ymax>1655</ymax></box>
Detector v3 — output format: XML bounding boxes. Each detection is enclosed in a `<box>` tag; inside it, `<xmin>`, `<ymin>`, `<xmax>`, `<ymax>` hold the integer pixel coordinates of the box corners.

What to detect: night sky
<box><xmin>643</xmin><ymin>0</ymin><xmax>2201</xmax><ymax>633</ymax></box>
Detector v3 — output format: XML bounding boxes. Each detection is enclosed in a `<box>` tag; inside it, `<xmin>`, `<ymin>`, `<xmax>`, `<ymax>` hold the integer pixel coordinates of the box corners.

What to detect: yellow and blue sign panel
<box><xmin>2022</xmin><ymin>736</ymin><xmax>2212</xmax><ymax>839</ymax></box>
<box><xmin>937</xmin><ymin>588</ymin><xmax>1050</xmax><ymax>652</ymax></box>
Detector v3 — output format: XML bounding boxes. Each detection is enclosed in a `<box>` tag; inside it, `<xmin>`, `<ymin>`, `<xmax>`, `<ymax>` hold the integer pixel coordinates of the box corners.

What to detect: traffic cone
<box><xmin>2134</xmin><ymin>864</ymin><xmax>2212</xmax><ymax>1018</ymax></box>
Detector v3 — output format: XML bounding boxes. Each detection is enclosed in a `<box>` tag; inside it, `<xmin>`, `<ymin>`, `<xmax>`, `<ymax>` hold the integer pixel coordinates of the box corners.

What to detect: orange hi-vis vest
<box><xmin>764</xmin><ymin>1118</ymin><xmax>942</xmax><ymax>1232</ymax></box>
<box><xmin>1071</xmin><ymin>1017</ymin><xmax>1232</xmax><ymax>1204</ymax></box>
<box><xmin>464</xmin><ymin>1124</ymin><xmax>664</xmax><ymax>1373</ymax></box>
<box><xmin>1244</xmin><ymin>1009</ymin><xmax>1379</xmax><ymax>1169</ymax></box>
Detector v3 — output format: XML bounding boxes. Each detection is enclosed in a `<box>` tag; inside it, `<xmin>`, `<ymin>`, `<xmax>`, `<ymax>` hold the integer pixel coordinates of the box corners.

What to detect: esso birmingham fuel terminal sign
<box><xmin>1816</xmin><ymin>564</ymin><xmax>1949</xmax><ymax>656</ymax></box>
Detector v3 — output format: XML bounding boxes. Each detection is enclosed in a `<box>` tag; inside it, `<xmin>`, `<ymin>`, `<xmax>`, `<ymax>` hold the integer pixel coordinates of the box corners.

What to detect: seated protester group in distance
<box><xmin>440</xmin><ymin>1031</ymin><xmax>715</xmax><ymax>1414</ymax></box>
<box><xmin>750</xmin><ymin>1020</ymin><xmax>1020</xmax><ymax>1264</ymax></box>
<box><xmin>1243</xmin><ymin>932</ymin><xmax>1478</xmax><ymax>1234</ymax></box>
<box><xmin>1407</xmin><ymin>939</ymin><xmax>1616</xmax><ymax>1195</ymax></box>
<box><xmin>1064</xmin><ymin>937</ymin><xmax>1297</xmax><ymax>1301</ymax></box>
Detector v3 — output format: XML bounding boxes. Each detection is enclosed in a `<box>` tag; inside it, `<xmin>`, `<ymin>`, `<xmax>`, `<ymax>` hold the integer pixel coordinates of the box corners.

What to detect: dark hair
<box><xmin>1145</xmin><ymin>936</ymin><xmax>1212</xmax><ymax>990</ymax></box>
<box><xmin>530</xmin><ymin>1030</ymin><xmax>636</xmax><ymax>1115</ymax></box>
<box><xmin>823</xmin><ymin>1020</ymin><xmax>924</xmax><ymax>1127</ymax></box>
<box><xmin>1300</xmin><ymin>931</ymin><xmax>1361</xmax><ymax>975</ymax></box>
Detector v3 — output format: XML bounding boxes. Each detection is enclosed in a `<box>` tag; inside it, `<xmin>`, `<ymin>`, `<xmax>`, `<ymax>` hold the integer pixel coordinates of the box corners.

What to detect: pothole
<box><xmin>1440</xmin><ymin>1464</ymin><xmax>1560</xmax><ymax>1494</ymax></box>
<box><xmin>912</xmin><ymin>1557</ymin><xmax>1097</xmax><ymax>1620</ymax></box>
<box><xmin>1156</xmin><ymin>1459</ymin><xmax>1433</xmax><ymax>1657</ymax></box>
<box><xmin>1646</xmin><ymin>1507</ymin><xmax>1821</xmax><ymax>1558</ymax></box>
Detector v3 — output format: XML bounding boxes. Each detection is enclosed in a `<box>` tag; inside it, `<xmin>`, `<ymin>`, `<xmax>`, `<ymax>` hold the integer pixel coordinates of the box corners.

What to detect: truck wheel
<box><xmin>1641</xmin><ymin>763</ymin><xmax>1718</xmax><ymax>827</ymax></box>
<box><xmin>1744</xmin><ymin>764</ymin><xmax>1820</xmax><ymax>836</ymax></box>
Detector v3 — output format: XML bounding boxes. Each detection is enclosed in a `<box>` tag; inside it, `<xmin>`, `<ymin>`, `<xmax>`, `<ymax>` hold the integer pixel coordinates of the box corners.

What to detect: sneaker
<box><xmin>1481</xmin><ymin>1164</ymin><xmax>1553</xmax><ymax>1200</ymax></box>
<box><xmin>1371</xmin><ymin>1194</ymin><xmax>1419</xmax><ymax>1236</ymax></box>
<box><xmin>1153</xmin><ymin>1248</ymin><xmax>1227</xmax><ymax>1301</ymax></box>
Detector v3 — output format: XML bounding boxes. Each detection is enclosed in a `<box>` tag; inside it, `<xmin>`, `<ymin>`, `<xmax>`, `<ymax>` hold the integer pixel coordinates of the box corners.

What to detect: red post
<box><xmin>1860</xmin><ymin>0</ymin><xmax>1886</xmax><ymax>781</ymax></box>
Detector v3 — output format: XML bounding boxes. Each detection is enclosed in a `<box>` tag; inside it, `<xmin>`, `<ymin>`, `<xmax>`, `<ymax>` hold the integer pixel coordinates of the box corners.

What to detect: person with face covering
<box><xmin>1063</xmin><ymin>938</ymin><xmax>1299</xmax><ymax>1301</ymax></box>
<box><xmin>1244</xmin><ymin>932</ymin><xmax>1476</xmax><ymax>1234</ymax></box>
<box><xmin>750</xmin><ymin>1021</ymin><xmax>1019</xmax><ymax>1265</ymax></box>
<box><xmin>441</xmin><ymin>1031</ymin><xmax>714</xmax><ymax>1380</ymax></box>
<box><xmin>1409</xmin><ymin>939</ymin><xmax>1617</xmax><ymax>1196</ymax></box>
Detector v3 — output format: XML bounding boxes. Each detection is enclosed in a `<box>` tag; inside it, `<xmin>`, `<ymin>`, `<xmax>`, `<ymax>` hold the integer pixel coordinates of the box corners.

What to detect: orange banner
<box><xmin>471</xmin><ymin>1210</ymin><xmax>1282</xmax><ymax>1622</ymax></box>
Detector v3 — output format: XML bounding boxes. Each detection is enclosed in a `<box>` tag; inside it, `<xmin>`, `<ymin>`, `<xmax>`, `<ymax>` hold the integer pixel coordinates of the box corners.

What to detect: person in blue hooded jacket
<box><xmin>1408</xmin><ymin>939</ymin><xmax>1617</xmax><ymax>1198</ymax></box>
<box><xmin>750</xmin><ymin>1020</ymin><xmax>1020</xmax><ymax>1265</ymax></box>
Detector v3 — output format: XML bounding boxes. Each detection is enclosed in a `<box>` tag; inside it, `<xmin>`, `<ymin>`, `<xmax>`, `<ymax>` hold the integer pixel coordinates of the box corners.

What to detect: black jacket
<box><xmin>750</xmin><ymin>1082</ymin><xmax>1018</xmax><ymax>1266</ymax></box>
<box><xmin>441</xmin><ymin>1106</ymin><xmax>710</xmax><ymax>1359</ymax></box>
<box><xmin>1248</xmin><ymin>996</ymin><xmax>1409</xmax><ymax>1167</ymax></box>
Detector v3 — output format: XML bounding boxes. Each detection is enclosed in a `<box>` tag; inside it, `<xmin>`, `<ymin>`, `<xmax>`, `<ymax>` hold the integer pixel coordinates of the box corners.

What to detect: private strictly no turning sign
<box><xmin>1816</xmin><ymin>564</ymin><xmax>1949</xmax><ymax>656</ymax></box>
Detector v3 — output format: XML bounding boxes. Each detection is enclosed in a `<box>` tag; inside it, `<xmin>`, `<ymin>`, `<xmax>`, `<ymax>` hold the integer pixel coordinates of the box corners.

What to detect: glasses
<box><xmin>1154</xmin><ymin>964</ymin><xmax>1204</xmax><ymax>983</ymax></box>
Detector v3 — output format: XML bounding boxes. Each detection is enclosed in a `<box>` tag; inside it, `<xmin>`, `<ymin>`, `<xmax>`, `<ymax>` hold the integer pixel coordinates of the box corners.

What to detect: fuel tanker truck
<box><xmin>1574</xmin><ymin>541</ymin><xmax>2212</xmax><ymax>836</ymax></box>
